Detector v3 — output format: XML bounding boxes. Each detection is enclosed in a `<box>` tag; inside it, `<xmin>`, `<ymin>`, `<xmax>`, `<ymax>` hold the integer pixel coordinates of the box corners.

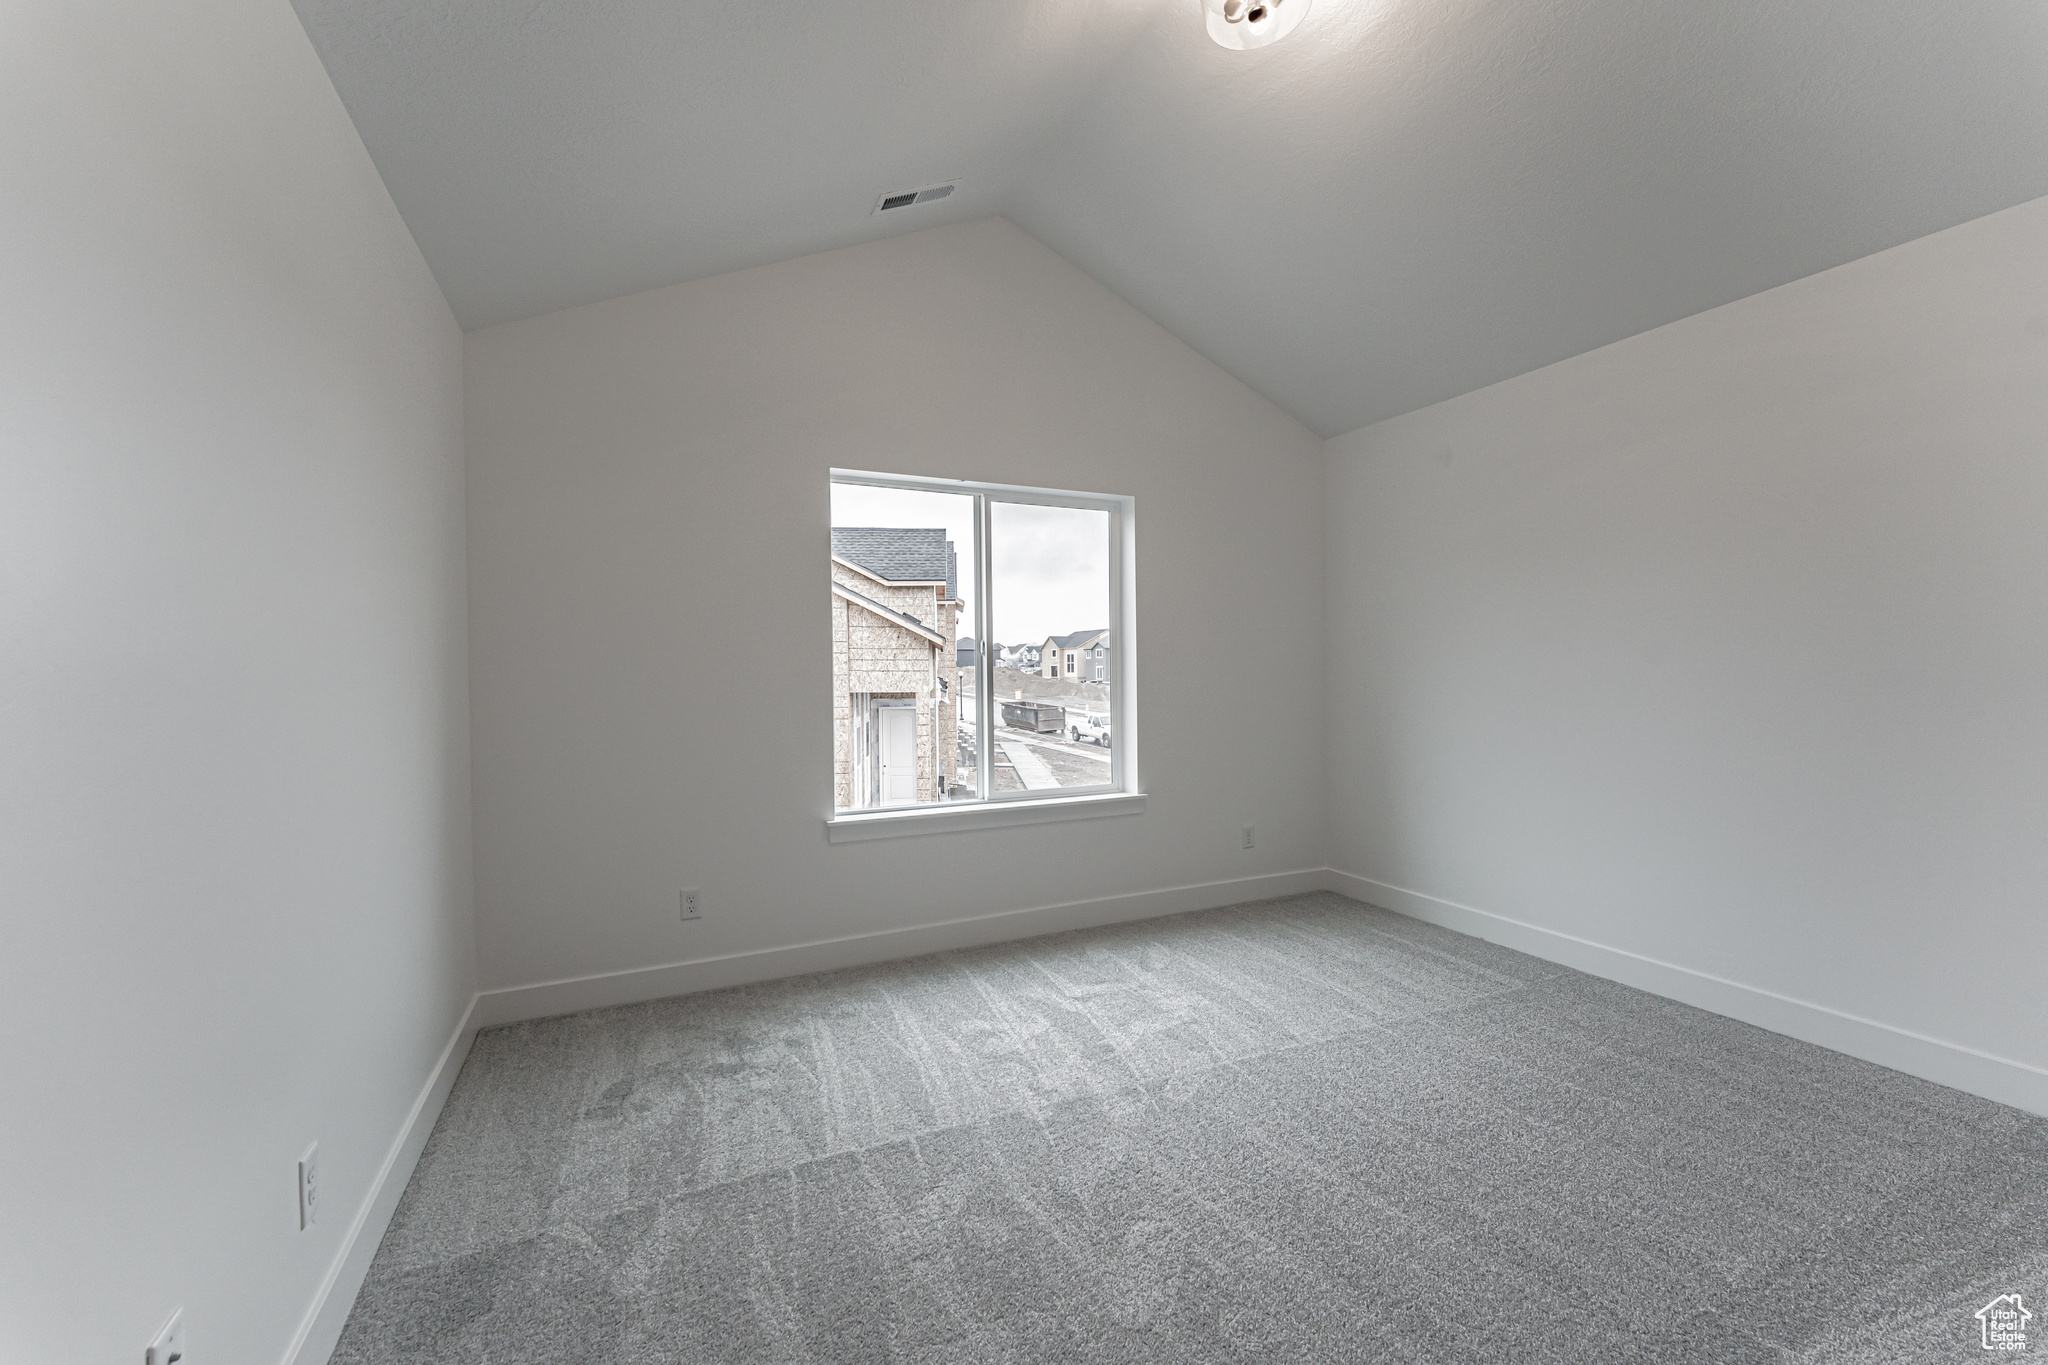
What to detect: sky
<box><xmin>830</xmin><ymin>483</ymin><xmax>1108</xmax><ymax>646</ymax></box>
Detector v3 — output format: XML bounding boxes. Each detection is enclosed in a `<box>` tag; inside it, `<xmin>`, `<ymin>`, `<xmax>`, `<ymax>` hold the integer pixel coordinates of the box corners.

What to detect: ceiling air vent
<box><xmin>874</xmin><ymin>181</ymin><xmax>957</xmax><ymax>214</ymax></box>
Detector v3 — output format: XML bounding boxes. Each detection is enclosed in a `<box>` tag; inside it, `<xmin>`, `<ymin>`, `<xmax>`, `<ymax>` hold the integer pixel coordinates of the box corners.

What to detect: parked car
<box><xmin>1069</xmin><ymin>712</ymin><xmax>1111</xmax><ymax>746</ymax></box>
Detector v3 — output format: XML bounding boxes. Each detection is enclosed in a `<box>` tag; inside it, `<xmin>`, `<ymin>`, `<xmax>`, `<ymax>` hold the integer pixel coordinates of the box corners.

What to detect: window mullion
<box><xmin>1108</xmin><ymin>508</ymin><xmax>1121</xmax><ymax>792</ymax></box>
<box><xmin>977</xmin><ymin>492</ymin><xmax>994</xmax><ymax>802</ymax></box>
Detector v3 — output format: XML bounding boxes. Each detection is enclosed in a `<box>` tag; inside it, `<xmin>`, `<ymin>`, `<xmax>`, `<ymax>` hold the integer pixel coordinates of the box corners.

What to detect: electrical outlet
<box><xmin>298</xmin><ymin>1143</ymin><xmax>319</xmax><ymax>1230</ymax></box>
<box><xmin>680</xmin><ymin>889</ymin><xmax>701</xmax><ymax>921</ymax></box>
<box><xmin>146</xmin><ymin>1307</ymin><xmax>184</xmax><ymax>1365</ymax></box>
<box><xmin>1242</xmin><ymin>826</ymin><xmax>1256</xmax><ymax>850</ymax></box>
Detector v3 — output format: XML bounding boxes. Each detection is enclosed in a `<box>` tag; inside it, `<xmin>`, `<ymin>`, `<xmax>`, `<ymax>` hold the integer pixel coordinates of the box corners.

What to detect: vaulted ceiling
<box><xmin>293</xmin><ymin>0</ymin><xmax>2048</xmax><ymax>435</ymax></box>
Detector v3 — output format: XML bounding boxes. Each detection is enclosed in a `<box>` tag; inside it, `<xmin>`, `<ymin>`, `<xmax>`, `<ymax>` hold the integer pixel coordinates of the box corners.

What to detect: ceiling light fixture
<box><xmin>1204</xmin><ymin>0</ymin><xmax>1310</xmax><ymax>50</ymax></box>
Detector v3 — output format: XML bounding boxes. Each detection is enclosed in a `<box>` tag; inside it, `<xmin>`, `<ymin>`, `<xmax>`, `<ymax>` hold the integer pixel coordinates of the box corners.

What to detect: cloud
<box><xmin>991</xmin><ymin>502</ymin><xmax>1108</xmax><ymax>644</ymax></box>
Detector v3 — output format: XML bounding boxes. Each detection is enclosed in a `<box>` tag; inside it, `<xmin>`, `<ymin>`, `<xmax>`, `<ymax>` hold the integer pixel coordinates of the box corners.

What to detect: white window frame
<box><xmin>827</xmin><ymin>469</ymin><xmax>1141</xmax><ymax>842</ymax></box>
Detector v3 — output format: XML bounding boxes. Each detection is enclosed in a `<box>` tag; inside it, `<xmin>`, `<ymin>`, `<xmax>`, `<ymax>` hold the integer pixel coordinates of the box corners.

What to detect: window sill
<box><xmin>826</xmin><ymin>791</ymin><xmax>1146</xmax><ymax>844</ymax></box>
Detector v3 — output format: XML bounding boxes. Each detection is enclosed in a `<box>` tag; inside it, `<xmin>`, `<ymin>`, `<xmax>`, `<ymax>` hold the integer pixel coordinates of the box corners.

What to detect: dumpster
<box><xmin>999</xmin><ymin>700</ymin><xmax>1065</xmax><ymax>734</ymax></box>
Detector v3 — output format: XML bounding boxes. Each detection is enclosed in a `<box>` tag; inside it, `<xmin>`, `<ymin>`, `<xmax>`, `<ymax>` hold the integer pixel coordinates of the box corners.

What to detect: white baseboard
<box><xmin>1326</xmin><ymin>869</ymin><xmax>2048</xmax><ymax>1118</ymax></box>
<box><xmin>474</xmin><ymin>867</ymin><xmax>1329</xmax><ymax>1029</ymax></box>
<box><xmin>281</xmin><ymin>995</ymin><xmax>480</xmax><ymax>1365</ymax></box>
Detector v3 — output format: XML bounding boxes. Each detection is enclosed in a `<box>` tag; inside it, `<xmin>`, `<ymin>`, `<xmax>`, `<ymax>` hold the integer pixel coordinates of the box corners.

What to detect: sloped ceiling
<box><xmin>293</xmin><ymin>0</ymin><xmax>2048</xmax><ymax>435</ymax></box>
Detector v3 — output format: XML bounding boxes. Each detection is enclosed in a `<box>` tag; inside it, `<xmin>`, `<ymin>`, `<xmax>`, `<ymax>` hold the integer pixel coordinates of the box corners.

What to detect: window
<box><xmin>829</xmin><ymin>470</ymin><xmax>1133</xmax><ymax>826</ymax></box>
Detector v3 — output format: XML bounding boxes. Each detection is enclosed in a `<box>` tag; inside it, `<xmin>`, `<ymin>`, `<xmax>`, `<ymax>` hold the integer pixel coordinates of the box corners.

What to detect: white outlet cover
<box><xmin>299</xmin><ymin>1143</ymin><xmax>319</xmax><ymax>1230</ymax></box>
<box><xmin>146</xmin><ymin>1307</ymin><xmax>184</xmax><ymax>1365</ymax></box>
<box><xmin>680</xmin><ymin>888</ymin><xmax>701</xmax><ymax>921</ymax></box>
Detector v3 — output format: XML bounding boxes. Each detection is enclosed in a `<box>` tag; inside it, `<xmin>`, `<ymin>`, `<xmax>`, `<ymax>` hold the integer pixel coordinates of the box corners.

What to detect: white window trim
<box><xmin>827</xmin><ymin>469</ymin><xmax>1139</xmax><ymax>838</ymax></box>
<box><xmin>827</xmin><ymin>791</ymin><xmax>1146</xmax><ymax>843</ymax></box>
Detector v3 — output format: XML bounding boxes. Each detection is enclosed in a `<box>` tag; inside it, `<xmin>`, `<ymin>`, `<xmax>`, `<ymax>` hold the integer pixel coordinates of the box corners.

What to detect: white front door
<box><xmin>878</xmin><ymin>705</ymin><xmax>918</xmax><ymax>804</ymax></box>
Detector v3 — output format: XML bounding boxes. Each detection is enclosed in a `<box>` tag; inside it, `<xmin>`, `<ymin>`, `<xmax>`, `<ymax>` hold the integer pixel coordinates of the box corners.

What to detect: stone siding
<box><xmin>830</xmin><ymin>565</ymin><xmax>959</xmax><ymax>807</ymax></box>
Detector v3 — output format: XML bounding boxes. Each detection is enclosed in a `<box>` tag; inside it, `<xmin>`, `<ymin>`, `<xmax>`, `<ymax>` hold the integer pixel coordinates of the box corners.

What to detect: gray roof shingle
<box><xmin>832</xmin><ymin>528</ymin><xmax>957</xmax><ymax>598</ymax></box>
<box><xmin>1045</xmin><ymin>629</ymin><xmax>1109</xmax><ymax>649</ymax></box>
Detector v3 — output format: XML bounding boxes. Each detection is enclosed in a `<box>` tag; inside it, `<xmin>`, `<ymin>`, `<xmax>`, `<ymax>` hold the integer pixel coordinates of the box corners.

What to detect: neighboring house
<box><xmin>957</xmin><ymin>636</ymin><xmax>977</xmax><ymax>669</ymax></box>
<box><xmin>993</xmin><ymin>642</ymin><xmax>1040</xmax><ymax>671</ymax></box>
<box><xmin>1040</xmin><ymin>629</ymin><xmax>1110</xmax><ymax>683</ymax></box>
<box><xmin>830</xmin><ymin>528</ymin><xmax>961</xmax><ymax>807</ymax></box>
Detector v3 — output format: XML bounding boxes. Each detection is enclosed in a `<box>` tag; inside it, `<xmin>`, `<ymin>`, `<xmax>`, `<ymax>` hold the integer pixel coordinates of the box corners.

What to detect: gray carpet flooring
<box><xmin>333</xmin><ymin>892</ymin><xmax>2047</xmax><ymax>1363</ymax></box>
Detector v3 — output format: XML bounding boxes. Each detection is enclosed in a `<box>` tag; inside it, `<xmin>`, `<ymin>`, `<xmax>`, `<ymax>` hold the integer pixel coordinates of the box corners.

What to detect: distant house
<box><xmin>993</xmin><ymin>642</ymin><xmax>1040</xmax><ymax>671</ymax></box>
<box><xmin>957</xmin><ymin>636</ymin><xmax>977</xmax><ymax>669</ymax></box>
<box><xmin>1040</xmin><ymin>629</ymin><xmax>1110</xmax><ymax>683</ymax></box>
<box><xmin>830</xmin><ymin>529</ymin><xmax>961</xmax><ymax>807</ymax></box>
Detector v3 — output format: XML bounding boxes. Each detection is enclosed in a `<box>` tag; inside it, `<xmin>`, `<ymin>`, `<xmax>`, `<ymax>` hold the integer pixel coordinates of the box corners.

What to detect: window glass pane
<box><xmin>830</xmin><ymin>484</ymin><xmax>977</xmax><ymax>809</ymax></box>
<box><xmin>988</xmin><ymin>501</ymin><xmax>1112</xmax><ymax>792</ymax></box>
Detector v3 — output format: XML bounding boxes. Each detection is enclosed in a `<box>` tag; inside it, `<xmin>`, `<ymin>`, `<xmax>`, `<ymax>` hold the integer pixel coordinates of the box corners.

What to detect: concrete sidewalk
<box><xmin>996</xmin><ymin>739</ymin><xmax>1060</xmax><ymax>789</ymax></box>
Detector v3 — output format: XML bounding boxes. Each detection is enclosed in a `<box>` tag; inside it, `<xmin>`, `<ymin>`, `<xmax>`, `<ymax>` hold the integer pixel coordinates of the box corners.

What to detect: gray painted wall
<box><xmin>0</xmin><ymin>2</ymin><xmax>473</xmax><ymax>1359</ymax></box>
<box><xmin>464</xmin><ymin>218</ymin><xmax>1326</xmax><ymax>994</ymax></box>
<box><xmin>1324</xmin><ymin>194</ymin><xmax>2048</xmax><ymax>1110</ymax></box>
